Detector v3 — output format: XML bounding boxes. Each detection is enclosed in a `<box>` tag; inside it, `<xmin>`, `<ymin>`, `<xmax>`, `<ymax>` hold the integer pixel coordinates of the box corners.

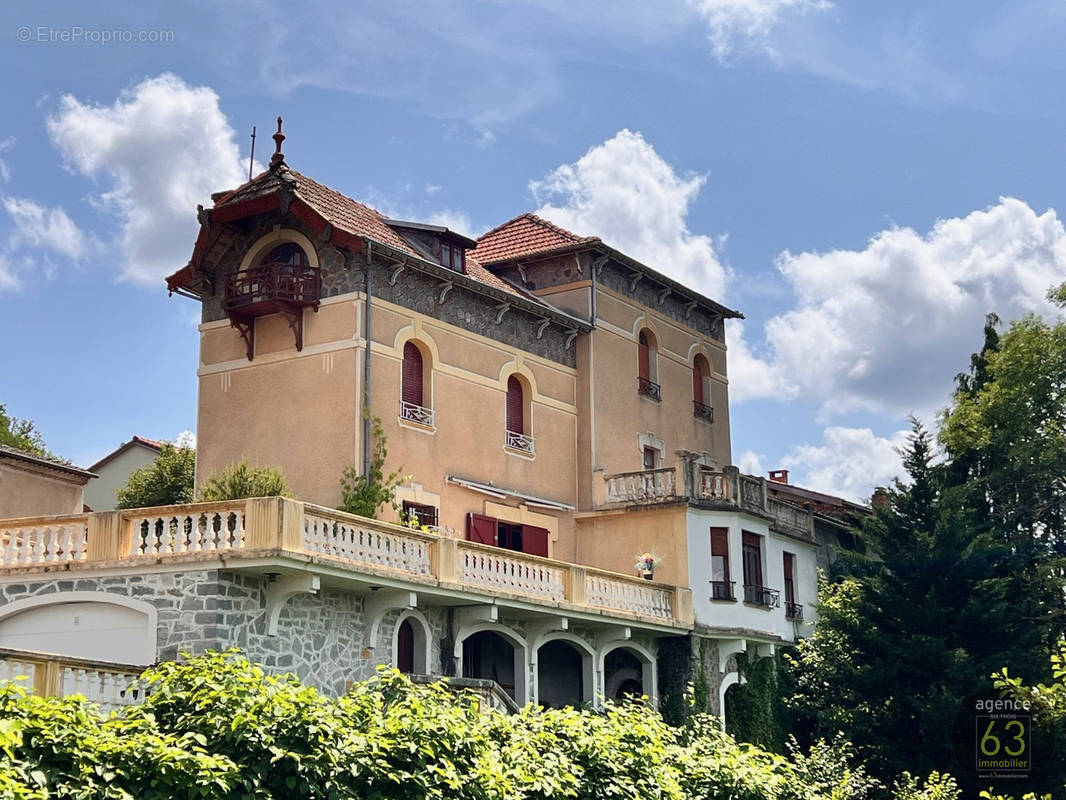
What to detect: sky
<box><xmin>0</xmin><ymin>0</ymin><xmax>1064</xmax><ymax>501</ymax></box>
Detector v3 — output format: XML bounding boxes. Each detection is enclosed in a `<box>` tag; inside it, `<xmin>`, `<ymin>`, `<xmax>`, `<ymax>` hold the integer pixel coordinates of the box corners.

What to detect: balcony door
<box><xmin>742</xmin><ymin>532</ymin><xmax>762</xmax><ymax>587</ymax></box>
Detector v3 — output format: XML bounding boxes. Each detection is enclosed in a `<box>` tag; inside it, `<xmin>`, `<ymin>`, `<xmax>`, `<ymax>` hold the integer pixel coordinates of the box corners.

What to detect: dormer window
<box><xmin>440</xmin><ymin>242</ymin><xmax>465</xmax><ymax>272</ymax></box>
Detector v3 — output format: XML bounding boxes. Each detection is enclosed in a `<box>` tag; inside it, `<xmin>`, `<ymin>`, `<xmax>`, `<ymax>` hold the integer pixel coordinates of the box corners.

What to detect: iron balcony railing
<box><xmin>710</xmin><ymin>580</ymin><xmax>735</xmax><ymax>601</ymax></box>
<box><xmin>399</xmin><ymin>401</ymin><xmax>436</xmax><ymax>427</ymax></box>
<box><xmin>693</xmin><ymin>401</ymin><xmax>714</xmax><ymax>422</ymax></box>
<box><xmin>505</xmin><ymin>430</ymin><xmax>535</xmax><ymax>454</ymax></box>
<box><xmin>637</xmin><ymin>377</ymin><xmax>661</xmax><ymax>401</ymax></box>
<box><xmin>785</xmin><ymin>601</ymin><xmax>804</xmax><ymax>621</ymax></box>
<box><xmin>743</xmin><ymin>584</ymin><xmax>780</xmax><ymax>608</ymax></box>
<box><xmin>224</xmin><ymin>262</ymin><xmax>321</xmax><ymax>311</ymax></box>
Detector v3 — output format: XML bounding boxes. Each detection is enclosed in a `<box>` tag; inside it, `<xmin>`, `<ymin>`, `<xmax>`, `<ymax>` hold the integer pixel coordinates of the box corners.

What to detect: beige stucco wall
<box><xmin>0</xmin><ymin>462</ymin><xmax>85</xmax><ymax>518</ymax></box>
<box><xmin>83</xmin><ymin>445</ymin><xmax>159</xmax><ymax>511</ymax></box>
<box><xmin>575</xmin><ymin>504</ymin><xmax>690</xmax><ymax>586</ymax></box>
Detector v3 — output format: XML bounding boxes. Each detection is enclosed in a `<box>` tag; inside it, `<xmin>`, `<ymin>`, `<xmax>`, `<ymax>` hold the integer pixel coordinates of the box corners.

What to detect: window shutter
<box><xmin>693</xmin><ymin>364</ymin><xmax>704</xmax><ymax>404</ymax></box>
<box><xmin>638</xmin><ymin>333</ymin><xmax>650</xmax><ymax>381</ymax></box>
<box><xmin>521</xmin><ymin>525</ymin><xmax>549</xmax><ymax>557</ymax></box>
<box><xmin>402</xmin><ymin>342</ymin><xmax>423</xmax><ymax>407</ymax></box>
<box><xmin>506</xmin><ymin>376</ymin><xmax>523</xmax><ymax>434</ymax></box>
<box><xmin>466</xmin><ymin>513</ymin><xmax>497</xmax><ymax>546</ymax></box>
<box><xmin>711</xmin><ymin>527</ymin><xmax>729</xmax><ymax>580</ymax></box>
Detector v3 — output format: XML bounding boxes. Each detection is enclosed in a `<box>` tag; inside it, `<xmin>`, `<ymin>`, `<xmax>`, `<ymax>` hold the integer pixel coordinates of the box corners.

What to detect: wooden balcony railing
<box><xmin>0</xmin><ymin>499</ymin><xmax>692</xmax><ymax>627</ymax></box>
<box><xmin>0</xmin><ymin>647</ymin><xmax>148</xmax><ymax>712</ymax></box>
<box><xmin>223</xmin><ymin>262</ymin><xmax>321</xmax><ymax>312</ymax></box>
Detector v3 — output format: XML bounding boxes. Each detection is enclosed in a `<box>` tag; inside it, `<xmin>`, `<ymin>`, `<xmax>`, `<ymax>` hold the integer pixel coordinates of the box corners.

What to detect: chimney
<box><xmin>871</xmin><ymin>488</ymin><xmax>888</xmax><ymax>508</ymax></box>
<box><xmin>768</xmin><ymin>469</ymin><xmax>789</xmax><ymax>484</ymax></box>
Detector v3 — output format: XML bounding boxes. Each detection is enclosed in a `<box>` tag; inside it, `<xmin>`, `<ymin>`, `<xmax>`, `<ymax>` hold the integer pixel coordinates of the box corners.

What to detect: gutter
<box><xmin>363</xmin><ymin>241</ymin><xmax>373</xmax><ymax>484</ymax></box>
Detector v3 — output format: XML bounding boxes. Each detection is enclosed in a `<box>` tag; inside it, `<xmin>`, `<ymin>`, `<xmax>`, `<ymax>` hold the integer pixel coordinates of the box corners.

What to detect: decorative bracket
<box><xmin>628</xmin><ymin>271</ymin><xmax>643</xmax><ymax>292</ymax></box>
<box><xmin>279</xmin><ymin>307</ymin><xmax>306</xmax><ymax>352</ymax></box>
<box><xmin>230</xmin><ymin>315</ymin><xmax>255</xmax><ymax>361</ymax></box>
<box><xmin>265</xmin><ymin>573</ymin><xmax>321</xmax><ymax>636</ymax></box>
<box><xmin>516</xmin><ymin>263</ymin><xmax>528</xmax><ymax>284</ymax></box>
<box><xmin>657</xmin><ymin>287</ymin><xmax>671</xmax><ymax>305</ymax></box>
<box><xmin>388</xmin><ymin>261</ymin><xmax>406</xmax><ymax>286</ymax></box>
<box><xmin>718</xmin><ymin>639</ymin><xmax>747</xmax><ymax>674</ymax></box>
<box><xmin>591</xmin><ymin>255</ymin><xmax>608</xmax><ymax>278</ymax></box>
<box><xmin>494</xmin><ymin>303</ymin><xmax>511</xmax><ymax>324</ymax></box>
<box><xmin>365</xmin><ymin>589</ymin><xmax>417</xmax><ymax>649</ymax></box>
<box><xmin>535</xmin><ymin>318</ymin><xmax>551</xmax><ymax>339</ymax></box>
<box><xmin>318</xmin><ymin>222</ymin><xmax>334</xmax><ymax>246</ymax></box>
<box><xmin>437</xmin><ymin>281</ymin><xmax>454</xmax><ymax>305</ymax></box>
<box><xmin>685</xmin><ymin>300</ymin><xmax>698</xmax><ymax>319</ymax></box>
<box><xmin>564</xmin><ymin>328</ymin><xmax>578</xmax><ymax>349</ymax></box>
<box><xmin>278</xmin><ymin>187</ymin><xmax>294</xmax><ymax>216</ymax></box>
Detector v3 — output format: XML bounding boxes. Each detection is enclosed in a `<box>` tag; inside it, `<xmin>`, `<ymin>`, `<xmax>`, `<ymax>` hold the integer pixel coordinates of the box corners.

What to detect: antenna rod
<box><xmin>248</xmin><ymin>126</ymin><xmax>256</xmax><ymax>181</ymax></box>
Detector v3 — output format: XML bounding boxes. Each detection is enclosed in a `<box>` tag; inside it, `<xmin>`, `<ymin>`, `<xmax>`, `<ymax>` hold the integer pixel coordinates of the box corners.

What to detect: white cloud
<box><xmin>3</xmin><ymin>196</ymin><xmax>85</xmax><ymax>259</ymax></box>
<box><xmin>0</xmin><ymin>137</ymin><xmax>13</xmax><ymax>183</ymax></box>
<box><xmin>737</xmin><ymin>449</ymin><xmax>766</xmax><ymax>476</ymax></box>
<box><xmin>781</xmin><ymin>426</ymin><xmax>910</xmax><ymax>502</ymax></box>
<box><xmin>426</xmin><ymin>209</ymin><xmax>476</xmax><ymax>238</ymax></box>
<box><xmin>531</xmin><ymin>129</ymin><xmax>729</xmax><ymax>300</ymax></box>
<box><xmin>739</xmin><ymin>197</ymin><xmax>1066</xmax><ymax>419</ymax></box>
<box><xmin>0</xmin><ymin>253</ymin><xmax>19</xmax><ymax>291</ymax></box>
<box><xmin>690</xmin><ymin>0</ymin><xmax>832</xmax><ymax>59</ymax></box>
<box><xmin>174</xmin><ymin>430</ymin><xmax>196</xmax><ymax>449</ymax></box>
<box><xmin>725</xmin><ymin>320</ymin><xmax>793</xmax><ymax>402</ymax></box>
<box><xmin>46</xmin><ymin>73</ymin><xmax>248</xmax><ymax>286</ymax></box>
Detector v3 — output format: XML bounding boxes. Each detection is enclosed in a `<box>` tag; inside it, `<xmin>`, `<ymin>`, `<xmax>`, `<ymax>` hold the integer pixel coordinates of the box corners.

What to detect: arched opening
<box><xmin>504</xmin><ymin>374</ymin><xmax>533</xmax><ymax>453</ymax></box>
<box><xmin>392</xmin><ymin>611</ymin><xmax>431</xmax><ymax>675</ymax></box>
<box><xmin>602</xmin><ymin>645</ymin><xmax>656</xmax><ymax>704</ymax></box>
<box><xmin>462</xmin><ymin>630</ymin><xmax>520</xmax><ymax>701</ymax></box>
<box><xmin>399</xmin><ymin>340</ymin><xmax>434</xmax><ymax>426</ymax></box>
<box><xmin>260</xmin><ymin>242</ymin><xmax>310</xmax><ymax>267</ymax></box>
<box><xmin>536</xmin><ymin>639</ymin><xmax>589</xmax><ymax>708</ymax></box>
<box><xmin>637</xmin><ymin>329</ymin><xmax>660</xmax><ymax>399</ymax></box>
<box><xmin>723</xmin><ymin>680</ymin><xmax>742</xmax><ymax>734</ymax></box>
<box><xmin>692</xmin><ymin>353</ymin><xmax>713</xmax><ymax>420</ymax></box>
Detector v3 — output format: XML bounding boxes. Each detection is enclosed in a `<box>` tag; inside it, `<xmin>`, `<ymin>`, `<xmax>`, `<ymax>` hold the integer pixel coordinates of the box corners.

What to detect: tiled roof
<box><xmin>211</xmin><ymin>166</ymin><xmax>528</xmax><ymax>299</ymax></box>
<box><xmin>132</xmin><ymin>436</ymin><xmax>163</xmax><ymax>451</ymax></box>
<box><xmin>0</xmin><ymin>444</ymin><xmax>94</xmax><ymax>479</ymax></box>
<box><xmin>473</xmin><ymin>213</ymin><xmax>600</xmax><ymax>265</ymax></box>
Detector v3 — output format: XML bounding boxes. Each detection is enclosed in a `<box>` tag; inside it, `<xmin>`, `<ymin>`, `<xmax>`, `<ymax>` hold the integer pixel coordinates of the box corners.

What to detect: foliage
<box><xmin>115</xmin><ymin>442</ymin><xmax>196</xmax><ymax>509</ymax></box>
<box><xmin>725</xmin><ymin>651</ymin><xmax>787</xmax><ymax>752</ymax></box>
<box><xmin>197</xmin><ymin>460</ymin><xmax>289</xmax><ymax>501</ymax></box>
<box><xmin>994</xmin><ymin>640</ymin><xmax>1066</xmax><ymax>723</ymax></box>
<box><xmin>0</xmin><ymin>650</ymin><xmax>962</xmax><ymax>800</ymax></box>
<box><xmin>0</xmin><ymin>403</ymin><xmax>64</xmax><ymax>462</ymax></box>
<box><xmin>338</xmin><ymin>412</ymin><xmax>405</xmax><ymax>519</ymax></box>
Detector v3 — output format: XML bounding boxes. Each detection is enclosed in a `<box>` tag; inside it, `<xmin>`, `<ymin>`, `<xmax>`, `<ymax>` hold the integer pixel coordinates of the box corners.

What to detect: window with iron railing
<box><xmin>785</xmin><ymin>601</ymin><xmax>804</xmax><ymax>621</ymax></box>
<box><xmin>743</xmin><ymin>584</ymin><xmax>781</xmax><ymax>608</ymax></box>
<box><xmin>710</xmin><ymin>580</ymin><xmax>735</xmax><ymax>601</ymax></box>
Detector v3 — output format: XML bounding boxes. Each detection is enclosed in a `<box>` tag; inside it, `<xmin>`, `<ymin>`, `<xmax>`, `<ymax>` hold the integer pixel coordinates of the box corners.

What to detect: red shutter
<box><xmin>402</xmin><ymin>342</ymin><xmax>423</xmax><ymax>406</ymax></box>
<box><xmin>711</xmin><ymin>527</ymin><xmax>729</xmax><ymax>581</ymax></box>
<box><xmin>521</xmin><ymin>525</ymin><xmax>549</xmax><ymax>557</ymax></box>
<box><xmin>638</xmin><ymin>333</ymin><xmax>650</xmax><ymax>382</ymax></box>
<box><xmin>693</xmin><ymin>364</ymin><xmax>704</xmax><ymax>404</ymax></box>
<box><xmin>506</xmin><ymin>376</ymin><xmax>523</xmax><ymax>434</ymax></box>
<box><xmin>466</xmin><ymin>513</ymin><xmax>497</xmax><ymax>546</ymax></box>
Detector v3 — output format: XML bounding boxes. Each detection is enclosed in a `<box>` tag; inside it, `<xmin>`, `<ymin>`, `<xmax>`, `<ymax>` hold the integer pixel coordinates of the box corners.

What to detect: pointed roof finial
<box><xmin>270</xmin><ymin>116</ymin><xmax>286</xmax><ymax>167</ymax></box>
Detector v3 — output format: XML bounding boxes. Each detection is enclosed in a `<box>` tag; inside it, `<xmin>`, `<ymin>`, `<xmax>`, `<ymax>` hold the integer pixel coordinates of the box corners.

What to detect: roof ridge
<box><xmin>287</xmin><ymin>168</ymin><xmax>387</xmax><ymax>223</ymax></box>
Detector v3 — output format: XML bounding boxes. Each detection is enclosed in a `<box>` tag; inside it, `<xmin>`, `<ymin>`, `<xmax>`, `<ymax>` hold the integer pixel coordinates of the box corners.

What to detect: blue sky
<box><xmin>1</xmin><ymin>0</ymin><xmax>1064</xmax><ymax>499</ymax></box>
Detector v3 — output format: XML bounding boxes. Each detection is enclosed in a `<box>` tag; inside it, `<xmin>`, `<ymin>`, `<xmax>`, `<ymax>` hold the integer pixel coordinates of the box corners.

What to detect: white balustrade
<box><xmin>0</xmin><ymin>658</ymin><xmax>36</xmax><ymax>686</ymax></box>
<box><xmin>585</xmin><ymin>572</ymin><xmax>673</xmax><ymax>619</ymax></box>
<box><xmin>60</xmin><ymin>667</ymin><xmax>148</xmax><ymax>712</ymax></box>
<box><xmin>303</xmin><ymin>509</ymin><xmax>432</xmax><ymax>575</ymax></box>
<box><xmin>457</xmin><ymin>546</ymin><xmax>566</xmax><ymax>601</ymax></box>
<box><xmin>605</xmin><ymin>468</ymin><xmax>675</xmax><ymax>504</ymax></box>
<box><xmin>698</xmin><ymin>469</ymin><xmax>729</xmax><ymax>500</ymax></box>
<box><xmin>128</xmin><ymin>506</ymin><xmax>245</xmax><ymax>556</ymax></box>
<box><xmin>0</xmin><ymin>520</ymin><xmax>87</xmax><ymax>566</ymax></box>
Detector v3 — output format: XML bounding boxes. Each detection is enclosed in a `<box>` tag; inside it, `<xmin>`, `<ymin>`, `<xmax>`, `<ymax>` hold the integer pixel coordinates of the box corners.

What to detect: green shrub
<box><xmin>197</xmin><ymin>460</ymin><xmax>289</xmax><ymax>501</ymax></box>
<box><xmin>116</xmin><ymin>442</ymin><xmax>196</xmax><ymax>509</ymax></box>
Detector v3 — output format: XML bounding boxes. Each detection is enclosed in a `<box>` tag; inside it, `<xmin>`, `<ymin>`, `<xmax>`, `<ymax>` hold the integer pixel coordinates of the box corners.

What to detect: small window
<box><xmin>783</xmin><ymin>553</ymin><xmax>796</xmax><ymax>605</ymax></box>
<box><xmin>643</xmin><ymin>447</ymin><xmax>658</xmax><ymax>470</ymax></box>
<box><xmin>402</xmin><ymin>342</ymin><xmax>424</xmax><ymax>407</ymax></box>
<box><xmin>742</xmin><ymin>532</ymin><xmax>763</xmax><ymax>587</ymax></box>
<box><xmin>402</xmin><ymin>501</ymin><xmax>438</xmax><ymax>528</ymax></box>
<box><xmin>693</xmin><ymin>354</ymin><xmax>713</xmax><ymax>420</ymax></box>
<box><xmin>711</xmin><ymin>527</ymin><xmax>733</xmax><ymax>600</ymax></box>
<box><xmin>637</xmin><ymin>329</ymin><xmax>660</xmax><ymax>400</ymax></box>
<box><xmin>439</xmin><ymin>242</ymin><xmax>465</xmax><ymax>272</ymax></box>
<box><xmin>506</xmin><ymin>376</ymin><xmax>524</xmax><ymax>434</ymax></box>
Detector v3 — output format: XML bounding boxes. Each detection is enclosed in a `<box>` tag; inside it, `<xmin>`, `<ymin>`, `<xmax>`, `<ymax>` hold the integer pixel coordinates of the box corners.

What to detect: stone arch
<box><xmin>0</xmin><ymin>592</ymin><xmax>157</xmax><ymax>664</ymax></box>
<box><xmin>454</xmin><ymin>623</ymin><xmax>528</xmax><ymax>705</ymax></box>
<box><xmin>599</xmin><ymin>640</ymin><xmax>657</xmax><ymax>707</ymax></box>
<box><xmin>719</xmin><ymin>672</ymin><xmax>742</xmax><ymax>731</ymax></box>
<box><xmin>239</xmin><ymin>227</ymin><xmax>320</xmax><ymax>270</ymax></box>
<box><xmin>392</xmin><ymin>609</ymin><xmax>433</xmax><ymax>675</ymax></box>
<box><xmin>533</xmin><ymin>632</ymin><xmax>595</xmax><ymax>707</ymax></box>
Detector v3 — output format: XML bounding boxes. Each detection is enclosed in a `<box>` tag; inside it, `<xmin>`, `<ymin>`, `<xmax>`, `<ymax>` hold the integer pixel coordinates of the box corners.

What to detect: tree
<box><xmin>115</xmin><ymin>443</ymin><xmax>196</xmax><ymax>509</ymax></box>
<box><xmin>0</xmin><ymin>404</ymin><xmax>63</xmax><ymax>462</ymax></box>
<box><xmin>338</xmin><ymin>413</ymin><xmax>405</xmax><ymax>519</ymax></box>
<box><xmin>197</xmin><ymin>460</ymin><xmax>289</xmax><ymax>501</ymax></box>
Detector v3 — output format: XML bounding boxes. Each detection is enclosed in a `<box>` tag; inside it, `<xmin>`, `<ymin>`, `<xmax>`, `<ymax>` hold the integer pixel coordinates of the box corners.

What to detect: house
<box><xmin>0</xmin><ymin>445</ymin><xmax>95</xmax><ymax>518</ymax></box>
<box><xmin>83</xmin><ymin>436</ymin><xmax>164</xmax><ymax>511</ymax></box>
<box><xmin>0</xmin><ymin>121</ymin><xmax>821</xmax><ymax>718</ymax></box>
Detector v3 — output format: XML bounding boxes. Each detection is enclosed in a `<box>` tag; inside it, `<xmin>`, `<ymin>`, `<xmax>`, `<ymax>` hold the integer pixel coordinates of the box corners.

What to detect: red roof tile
<box><xmin>473</xmin><ymin>213</ymin><xmax>600</xmax><ymax>265</ymax></box>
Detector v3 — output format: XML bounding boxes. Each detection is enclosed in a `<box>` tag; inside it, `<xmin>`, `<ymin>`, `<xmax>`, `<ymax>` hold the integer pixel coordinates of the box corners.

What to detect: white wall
<box><xmin>84</xmin><ymin>445</ymin><xmax>160</xmax><ymax>511</ymax></box>
<box><xmin>685</xmin><ymin>509</ymin><xmax>818</xmax><ymax>642</ymax></box>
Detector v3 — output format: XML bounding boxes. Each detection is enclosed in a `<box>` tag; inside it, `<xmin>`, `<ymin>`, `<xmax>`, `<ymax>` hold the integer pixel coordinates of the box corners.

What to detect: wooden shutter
<box><xmin>521</xmin><ymin>525</ymin><xmax>549</xmax><ymax>557</ymax></box>
<box><xmin>693</xmin><ymin>362</ymin><xmax>704</xmax><ymax>404</ymax></box>
<box><xmin>711</xmin><ymin>527</ymin><xmax>729</xmax><ymax>581</ymax></box>
<box><xmin>783</xmin><ymin>553</ymin><xmax>795</xmax><ymax>604</ymax></box>
<box><xmin>638</xmin><ymin>332</ymin><xmax>650</xmax><ymax>381</ymax></box>
<box><xmin>466</xmin><ymin>513</ymin><xmax>497</xmax><ymax>546</ymax></box>
<box><xmin>402</xmin><ymin>342</ymin><xmax>423</xmax><ymax>406</ymax></box>
<box><xmin>506</xmin><ymin>376</ymin><xmax>523</xmax><ymax>434</ymax></box>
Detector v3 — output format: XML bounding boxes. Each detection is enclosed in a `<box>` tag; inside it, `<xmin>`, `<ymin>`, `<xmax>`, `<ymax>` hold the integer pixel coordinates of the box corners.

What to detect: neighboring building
<box><xmin>0</xmin><ymin>123</ymin><xmax>823</xmax><ymax>718</ymax></box>
<box><xmin>84</xmin><ymin>436</ymin><xmax>164</xmax><ymax>511</ymax></box>
<box><xmin>0</xmin><ymin>445</ymin><xmax>95</xmax><ymax>518</ymax></box>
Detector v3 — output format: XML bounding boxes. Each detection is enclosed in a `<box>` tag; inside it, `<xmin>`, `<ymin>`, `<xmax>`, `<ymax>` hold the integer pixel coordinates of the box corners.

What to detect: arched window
<box><xmin>396</xmin><ymin>618</ymin><xmax>415</xmax><ymax>674</ymax></box>
<box><xmin>399</xmin><ymin>340</ymin><xmax>434</xmax><ymax>426</ymax></box>
<box><xmin>637</xmin><ymin>329</ymin><xmax>660</xmax><ymax>400</ymax></box>
<box><xmin>504</xmin><ymin>375</ymin><xmax>534</xmax><ymax>454</ymax></box>
<box><xmin>693</xmin><ymin>354</ymin><xmax>713</xmax><ymax>421</ymax></box>
<box><xmin>260</xmin><ymin>242</ymin><xmax>310</xmax><ymax>267</ymax></box>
